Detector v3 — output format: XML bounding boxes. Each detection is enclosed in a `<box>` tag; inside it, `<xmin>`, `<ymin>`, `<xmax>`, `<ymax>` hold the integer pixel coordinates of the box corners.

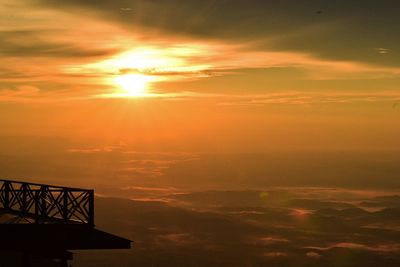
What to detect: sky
<box><xmin>1</xmin><ymin>1</ymin><xmax>400</xmax><ymax>266</ymax></box>
<box><xmin>1</xmin><ymin>0</ymin><xmax>400</xmax><ymax>190</ymax></box>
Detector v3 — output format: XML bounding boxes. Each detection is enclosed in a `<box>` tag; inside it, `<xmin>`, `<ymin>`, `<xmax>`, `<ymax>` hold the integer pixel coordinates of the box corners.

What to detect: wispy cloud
<box><xmin>0</xmin><ymin>85</ymin><xmax>40</xmax><ymax>102</ymax></box>
<box><xmin>306</xmin><ymin>242</ymin><xmax>400</xmax><ymax>253</ymax></box>
<box><xmin>218</xmin><ymin>91</ymin><xmax>400</xmax><ymax>106</ymax></box>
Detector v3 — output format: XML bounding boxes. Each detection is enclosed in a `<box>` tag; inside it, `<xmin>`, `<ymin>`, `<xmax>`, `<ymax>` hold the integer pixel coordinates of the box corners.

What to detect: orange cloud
<box><xmin>2</xmin><ymin>0</ymin><xmax>400</xmax><ymax>103</ymax></box>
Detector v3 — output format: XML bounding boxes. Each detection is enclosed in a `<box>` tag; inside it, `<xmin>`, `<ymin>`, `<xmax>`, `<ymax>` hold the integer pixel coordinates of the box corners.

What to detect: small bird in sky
<box><xmin>316</xmin><ymin>10</ymin><xmax>323</xmax><ymax>14</ymax></box>
<box><xmin>375</xmin><ymin>48</ymin><xmax>390</xmax><ymax>54</ymax></box>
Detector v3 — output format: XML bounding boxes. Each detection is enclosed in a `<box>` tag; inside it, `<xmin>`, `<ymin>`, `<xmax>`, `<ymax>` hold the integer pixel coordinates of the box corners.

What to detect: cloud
<box><xmin>75</xmin><ymin>187</ymin><xmax>400</xmax><ymax>266</ymax></box>
<box><xmin>217</xmin><ymin>91</ymin><xmax>400</xmax><ymax>106</ymax></box>
<box><xmin>119</xmin><ymin>156</ymin><xmax>199</xmax><ymax>179</ymax></box>
<box><xmin>1</xmin><ymin>0</ymin><xmax>400</xmax><ymax>103</ymax></box>
<box><xmin>360</xmin><ymin>195</ymin><xmax>400</xmax><ymax>208</ymax></box>
<box><xmin>255</xmin><ymin>236</ymin><xmax>291</xmax><ymax>245</ymax></box>
<box><xmin>0</xmin><ymin>85</ymin><xmax>40</xmax><ymax>102</ymax></box>
<box><xmin>39</xmin><ymin>0</ymin><xmax>400</xmax><ymax>68</ymax></box>
<box><xmin>263</xmin><ymin>251</ymin><xmax>288</xmax><ymax>257</ymax></box>
<box><xmin>306</xmin><ymin>242</ymin><xmax>400</xmax><ymax>253</ymax></box>
<box><xmin>0</xmin><ymin>30</ymin><xmax>117</xmax><ymax>58</ymax></box>
<box><xmin>157</xmin><ymin>233</ymin><xmax>197</xmax><ymax>246</ymax></box>
<box><xmin>66</xmin><ymin>147</ymin><xmax>200</xmax><ymax>182</ymax></box>
<box><xmin>67</xmin><ymin>145</ymin><xmax>125</xmax><ymax>153</ymax></box>
<box><xmin>306</xmin><ymin>251</ymin><xmax>322</xmax><ymax>258</ymax></box>
<box><xmin>0</xmin><ymin>0</ymin><xmax>129</xmax><ymax>101</ymax></box>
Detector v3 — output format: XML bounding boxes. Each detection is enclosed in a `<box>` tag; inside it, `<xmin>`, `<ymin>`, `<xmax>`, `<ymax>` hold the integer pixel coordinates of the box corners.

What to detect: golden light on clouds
<box><xmin>3</xmin><ymin>0</ymin><xmax>400</xmax><ymax>104</ymax></box>
<box><xmin>85</xmin><ymin>45</ymin><xmax>400</xmax><ymax>99</ymax></box>
<box><xmin>66</xmin><ymin>45</ymin><xmax>215</xmax><ymax>98</ymax></box>
<box><xmin>104</xmin><ymin>47</ymin><xmax>184</xmax><ymax>71</ymax></box>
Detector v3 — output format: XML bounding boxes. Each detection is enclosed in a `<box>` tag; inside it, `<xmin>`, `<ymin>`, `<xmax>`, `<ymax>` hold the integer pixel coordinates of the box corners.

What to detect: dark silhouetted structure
<box><xmin>0</xmin><ymin>179</ymin><xmax>131</xmax><ymax>267</ymax></box>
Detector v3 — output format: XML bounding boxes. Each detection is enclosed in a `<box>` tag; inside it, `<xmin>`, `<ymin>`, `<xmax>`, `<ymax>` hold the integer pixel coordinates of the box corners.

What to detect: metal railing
<box><xmin>0</xmin><ymin>180</ymin><xmax>94</xmax><ymax>226</ymax></box>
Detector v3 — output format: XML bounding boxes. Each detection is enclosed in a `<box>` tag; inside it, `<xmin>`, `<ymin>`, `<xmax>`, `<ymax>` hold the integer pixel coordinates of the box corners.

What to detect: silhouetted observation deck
<box><xmin>0</xmin><ymin>179</ymin><xmax>131</xmax><ymax>267</ymax></box>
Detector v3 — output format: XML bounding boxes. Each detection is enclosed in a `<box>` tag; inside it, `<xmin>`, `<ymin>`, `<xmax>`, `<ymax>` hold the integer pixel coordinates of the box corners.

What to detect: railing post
<box><xmin>34</xmin><ymin>190</ymin><xmax>39</xmax><ymax>223</ymax></box>
<box><xmin>63</xmin><ymin>189</ymin><xmax>68</xmax><ymax>222</ymax></box>
<box><xmin>4</xmin><ymin>181</ymin><xmax>10</xmax><ymax>210</ymax></box>
<box><xmin>88</xmin><ymin>190</ymin><xmax>95</xmax><ymax>227</ymax></box>
<box><xmin>40</xmin><ymin>186</ymin><xmax>47</xmax><ymax>221</ymax></box>
<box><xmin>21</xmin><ymin>183</ymin><xmax>27</xmax><ymax>213</ymax></box>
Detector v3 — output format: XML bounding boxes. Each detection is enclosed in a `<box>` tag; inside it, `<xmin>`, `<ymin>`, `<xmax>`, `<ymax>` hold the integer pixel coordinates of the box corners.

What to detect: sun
<box><xmin>80</xmin><ymin>46</ymin><xmax>213</xmax><ymax>99</ymax></box>
<box><xmin>114</xmin><ymin>74</ymin><xmax>153</xmax><ymax>97</ymax></box>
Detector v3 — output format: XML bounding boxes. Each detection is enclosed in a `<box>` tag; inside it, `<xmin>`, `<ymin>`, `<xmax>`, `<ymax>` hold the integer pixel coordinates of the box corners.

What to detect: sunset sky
<box><xmin>1</xmin><ymin>0</ymin><xmax>400</xmax><ymax>190</ymax></box>
<box><xmin>2</xmin><ymin>1</ymin><xmax>400</xmax><ymax>266</ymax></box>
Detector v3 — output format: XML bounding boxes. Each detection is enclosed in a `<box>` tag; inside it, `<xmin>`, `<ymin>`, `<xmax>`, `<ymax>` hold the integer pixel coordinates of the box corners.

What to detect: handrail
<box><xmin>0</xmin><ymin>179</ymin><xmax>92</xmax><ymax>191</ymax></box>
<box><xmin>0</xmin><ymin>180</ymin><xmax>94</xmax><ymax>226</ymax></box>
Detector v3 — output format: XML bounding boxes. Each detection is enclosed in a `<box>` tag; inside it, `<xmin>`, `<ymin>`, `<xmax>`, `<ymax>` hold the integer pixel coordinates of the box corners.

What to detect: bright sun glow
<box><xmin>66</xmin><ymin>45</ymin><xmax>214</xmax><ymax>98</ymax></box>
<box><xmin>114</xmin><ymin>74</ymin><xmax>154</xmax><ymax>96</ymax></box>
